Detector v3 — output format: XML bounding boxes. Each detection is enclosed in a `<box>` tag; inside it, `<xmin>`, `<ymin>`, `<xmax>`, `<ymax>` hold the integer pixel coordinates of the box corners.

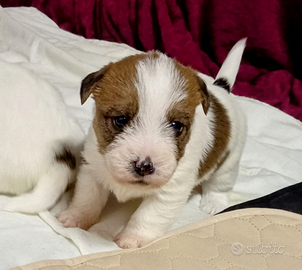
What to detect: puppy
<box><xmin>58</xmin><ymin>39</ymin><xmax>247</xmax><ymax>248</ymax></box>
<box><xmin>0</xmin><ymin>62</ymin><xmax>84</xmax><ymax>213</ymax></box>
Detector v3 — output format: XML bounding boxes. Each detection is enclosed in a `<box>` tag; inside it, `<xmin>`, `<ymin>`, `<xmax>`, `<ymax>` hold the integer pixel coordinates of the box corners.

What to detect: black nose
<box><xmin>134</xmin><ymin>156</ymin><xmax>154</xmax><ymax>176</ymax></box>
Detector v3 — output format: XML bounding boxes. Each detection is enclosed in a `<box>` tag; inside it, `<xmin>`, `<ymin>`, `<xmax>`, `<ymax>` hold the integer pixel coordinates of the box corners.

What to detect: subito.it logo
<box><xmin>231</xmin><ymin>242</ymin><xmax>244</xmax><ymax>256</ymax></box>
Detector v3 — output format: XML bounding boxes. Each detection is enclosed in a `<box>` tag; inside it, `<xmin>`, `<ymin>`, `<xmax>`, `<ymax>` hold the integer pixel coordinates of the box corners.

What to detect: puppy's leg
<box><xmin>0</xmin><ymin>163</ymin><xmax>72</xmax><ymax>213</ymax></box>
<box><xmin>114</xmin><ymin>185</ymin><xmax>192</xmax><ymax>249</ymax></box>
<box><xmin>57</xmin><ymin>166</ymin><xmax>109</xmax><ymax>230</ymax></box>
<box><xmin>199</xmin><ymin>159</ymin><xmax>240</xmax><ymax>215</ymax></box>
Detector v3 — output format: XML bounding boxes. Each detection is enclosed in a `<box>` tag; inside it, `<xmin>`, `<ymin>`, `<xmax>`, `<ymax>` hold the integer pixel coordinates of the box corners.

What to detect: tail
<box><xmin>213</xmin><ymin>38</ymin><xmax>247</xmax><ymax>92</ymax></box>
<box><xmin>0</xmin><ymin>163</ymin><xmax>74</xmax><ymax>213</ymax></box>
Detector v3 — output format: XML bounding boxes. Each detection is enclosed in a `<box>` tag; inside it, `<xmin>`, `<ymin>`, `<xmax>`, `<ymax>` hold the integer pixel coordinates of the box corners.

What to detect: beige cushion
<box><xmin>13</xmin><ymin>208</ymin><xmax>302</xmax><ymax>270</ymax></box>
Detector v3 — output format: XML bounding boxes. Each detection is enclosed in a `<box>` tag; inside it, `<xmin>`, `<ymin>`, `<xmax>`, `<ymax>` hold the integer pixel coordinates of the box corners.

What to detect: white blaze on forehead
<box><xmin>134</xmin><ymin>53</ymin><xmax>188</xmax><ymax>128</ymax></box>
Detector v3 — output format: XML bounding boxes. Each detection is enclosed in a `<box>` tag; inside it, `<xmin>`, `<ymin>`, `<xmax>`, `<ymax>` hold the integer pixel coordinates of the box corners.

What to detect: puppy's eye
<box><xmin>113</xmin><ymin>115</ymin><xmax>129</xmax><ymax>130</ymax></box>
<box><xmin>171</xmin><ymin>121</ymin><xmax>184</xmax><ymax>136</ymax></box>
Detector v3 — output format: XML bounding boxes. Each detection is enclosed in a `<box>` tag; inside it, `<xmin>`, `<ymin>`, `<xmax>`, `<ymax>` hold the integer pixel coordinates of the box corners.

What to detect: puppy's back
<box><xmin>0</xmin><ymin>62</ymin><xmax>84</xmax><ymax>199</ymax></box>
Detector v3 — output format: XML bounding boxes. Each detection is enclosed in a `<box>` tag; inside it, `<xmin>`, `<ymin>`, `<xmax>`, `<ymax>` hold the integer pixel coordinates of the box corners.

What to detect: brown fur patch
<box><xmin>168</xmin><ymin>61</ymin><xmax>209</xmax><ymax>160</ymax></box>
<box><xmin>174</xmin><ymin>60</ymin><xmax>209</xmax><ymax>114</ymax></box>
<box><xmin>55</xmin><ymin>148</ymin><xmax>76</xmax><ymax>170</ymax></box>
<box><xmin>83</xmin><ymin>54</ymin><xmax>158</xmax><ymax>154</ymax></box>
<box><xmin>198</xmin><ymin>94</ymin><xmax>231</xmax><ymax>178</ymax></box>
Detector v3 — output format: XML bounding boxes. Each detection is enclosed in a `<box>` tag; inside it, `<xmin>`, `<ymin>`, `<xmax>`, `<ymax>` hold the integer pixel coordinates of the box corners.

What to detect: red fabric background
<box><xmin>2</xmin><ymin>0</ymin><xmax>302</xmax><ymax>121</ymax></box>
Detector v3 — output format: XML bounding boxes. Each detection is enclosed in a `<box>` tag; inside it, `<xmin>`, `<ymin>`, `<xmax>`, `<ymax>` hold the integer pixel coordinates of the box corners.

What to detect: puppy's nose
<box><xmin>134</xmin><ymin>156</ymin><xmax>154</xmax><ymax>176</ymax></box>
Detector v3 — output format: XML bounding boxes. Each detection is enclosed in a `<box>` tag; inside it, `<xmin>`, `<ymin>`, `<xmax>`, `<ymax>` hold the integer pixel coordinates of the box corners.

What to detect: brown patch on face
<box><xmin>55</xmin><ymin>148</ymin><xmax>76</xmax><ymax>170</ymax></box>
<box><xmin>174</xmin><ymin>60</ymin><xmax>209</xmax><ymax>114</ymax></box>
<box><xmin>93</xmin><ymin>57</ymin><xmax>143</xmax><ymax>153</ymax></box>
<box><xmin>198</xmin><ymin>94</ymin><xmax>231</xmax><ymax>178</ymax></box>
<box><xmin>167</xmin><ymin>61</ymin><xmax>209</xmax><ymax>160</ymax></box>
<box><xmin>81</xmin><ymin>53</ymin><xmax>162</xmax><ymax>154</ymax></box>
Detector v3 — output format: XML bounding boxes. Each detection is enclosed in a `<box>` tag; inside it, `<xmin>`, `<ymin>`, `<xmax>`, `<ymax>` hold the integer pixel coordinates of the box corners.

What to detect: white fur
<box><xmin>58</xmin><ymin>39</ymin><xmax>247</xmax><ymax>248</ymax></box>
<box><xmin>0</xmin><ymin>62</ymin><xmax>84</xmax><ymax>213</ymax></box>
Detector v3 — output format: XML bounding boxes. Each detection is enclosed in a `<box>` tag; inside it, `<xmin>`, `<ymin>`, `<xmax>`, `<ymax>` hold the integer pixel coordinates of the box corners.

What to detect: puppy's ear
<box><xmin>80</xmin><ymin>64</ymin><xmax>112</xmax><ymax>105</ymax></box>
<box><xmin>196</xmin><ymin>76</ymin><xmax>210</xmax><ymax>114</ymax></box>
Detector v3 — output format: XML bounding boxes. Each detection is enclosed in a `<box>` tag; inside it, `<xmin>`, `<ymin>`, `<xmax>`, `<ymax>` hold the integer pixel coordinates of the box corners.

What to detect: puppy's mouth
<box><xmin>131</xmin><ymin>180</ymin><xmax>150</xmax><ymax>186</ymax></box>
<box><xmin>126</xmin><ymin>174</ymin><xmax>152</xmax><ymax>186</ymax></box>
<box><xmin>114</xmin><ymin>172</ymin><xmax>170</xmax><ymax>190</ymax></box>
<box><xmin>124</xmin><ymin>176</ymin><xmax>163</xmax><ymax>189</ymax></box>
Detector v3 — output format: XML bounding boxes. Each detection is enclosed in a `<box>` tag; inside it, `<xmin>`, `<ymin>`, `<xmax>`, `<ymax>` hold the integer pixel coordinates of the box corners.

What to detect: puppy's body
<box><xmin>0</xmin><ymin>62</ymin><xmax>84</xmax><ymax>213</ymax></box>
<box><xmin>58</xmin><ymin>39</ymin><xmax>246</xmax><ymax>248</ymax></box>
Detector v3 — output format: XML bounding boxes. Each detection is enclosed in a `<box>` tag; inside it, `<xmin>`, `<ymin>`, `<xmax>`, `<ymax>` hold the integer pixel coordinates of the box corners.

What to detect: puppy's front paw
<box><xmin>57</xmin><ymin>208</ymin><xmax>95</xmax><ymax>230</ymax></box>
<box><xmin>114</xmin><ymin>229</ymin><xmax>155</xmax><ymax>249</ymax></box>
<box><xmin>199</xmin><ymin>191</ymin><xmax>229</xmax><ymax>215</ymax></box>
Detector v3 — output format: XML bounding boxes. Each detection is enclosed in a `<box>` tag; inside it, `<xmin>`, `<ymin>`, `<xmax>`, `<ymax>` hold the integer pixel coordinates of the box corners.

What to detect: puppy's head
<box><xmin>81</xmin><ymin>51</ymin><xmax>208</xmax><ymax>190</ymax></box>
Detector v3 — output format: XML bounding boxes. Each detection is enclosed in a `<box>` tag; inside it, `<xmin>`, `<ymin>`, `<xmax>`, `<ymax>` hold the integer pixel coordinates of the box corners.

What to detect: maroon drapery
<box><xmin>2</xmin><ymin>0</ymin><xmax>302</xmax><ymax>121</ymax></box>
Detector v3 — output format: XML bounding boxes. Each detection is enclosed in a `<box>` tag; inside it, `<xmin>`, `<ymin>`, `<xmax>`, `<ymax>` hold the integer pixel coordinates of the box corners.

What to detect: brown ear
<box><xmin>80</xmin><ymin>63</ymin><xmax>112</xmax><ymax>105</ymax></box>
<box><xmin>196</xmin><ymin>76</ymin><xmax>210</xmax><ymax>114</ymax></box>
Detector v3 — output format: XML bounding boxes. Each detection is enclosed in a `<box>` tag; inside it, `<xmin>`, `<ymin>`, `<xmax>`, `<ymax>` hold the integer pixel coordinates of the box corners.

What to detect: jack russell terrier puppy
<box><xmin>0</xmin><ymin>62</ymin><xmax>84</xmax><ymax>213</ymax></box>
<box><xmin>58</xmin><ymin>39</ymin><xmax>247</xmax><ymax>249</ymax></box>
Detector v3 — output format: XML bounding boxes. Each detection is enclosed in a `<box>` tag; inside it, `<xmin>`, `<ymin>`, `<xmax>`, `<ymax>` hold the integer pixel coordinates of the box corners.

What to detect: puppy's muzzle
<box><xmin>134</xmin><ymin>156</ymin><xmax>154</xmax><ymax>176</ymax></box>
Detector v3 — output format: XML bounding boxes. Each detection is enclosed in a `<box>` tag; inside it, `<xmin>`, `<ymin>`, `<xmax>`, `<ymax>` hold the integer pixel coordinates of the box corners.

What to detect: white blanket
<box><xmin>0</xmin><ymin>6</ymin><xmax>302</xmax><ymax>270</ymax></box>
